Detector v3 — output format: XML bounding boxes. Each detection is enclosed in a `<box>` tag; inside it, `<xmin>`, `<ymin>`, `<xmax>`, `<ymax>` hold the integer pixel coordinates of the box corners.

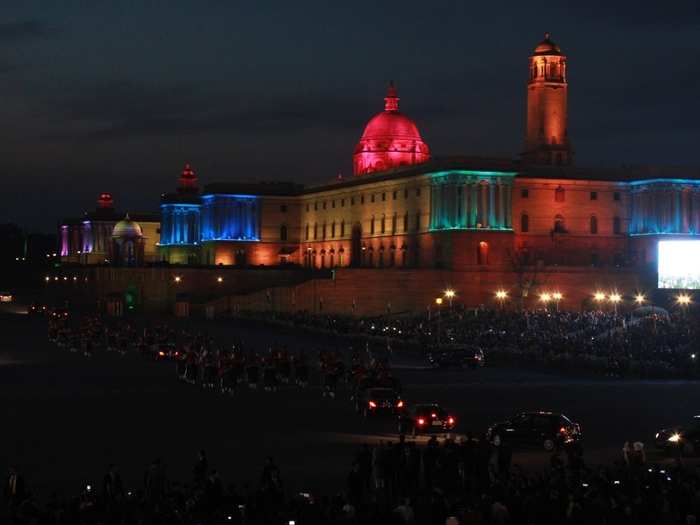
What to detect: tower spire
<box><xmin>384</xmin><ymin>81</ymin><xmax>399</xmax><ymax>112</ymax></box>
<box><xmin>178</xmin><ymin>163</ymin><xmax>199</xmax><ymax>192</ymax></box>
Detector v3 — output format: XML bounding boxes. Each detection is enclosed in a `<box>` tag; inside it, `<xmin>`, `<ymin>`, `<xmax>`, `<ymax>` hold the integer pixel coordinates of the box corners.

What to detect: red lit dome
<box><xmin>533</xmin><ymin>33</ymin><xmax>562</xmax><ymax>55</ymax></box>
<box><xmin>353</xmin><ymin>83</ymin><xmax>430</xmax><ymax>176</ymax></box>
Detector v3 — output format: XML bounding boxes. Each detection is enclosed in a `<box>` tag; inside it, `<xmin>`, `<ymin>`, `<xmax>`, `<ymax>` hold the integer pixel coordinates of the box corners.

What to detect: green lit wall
<box><xmin>429</xmin><ymin>171</ymin><xmax>515</xmax><ymax>231</ymax></box>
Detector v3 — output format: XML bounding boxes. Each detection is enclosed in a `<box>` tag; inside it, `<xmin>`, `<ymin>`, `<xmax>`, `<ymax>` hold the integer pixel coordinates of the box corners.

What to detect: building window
<box><xmin>590</xmin><ymin>252</ymin><xmax>599</xmax><ymax>267</ymax></box>
<box><xmin>477</xmin><ymin>241</ymin><xmax>489</xmax><ymax>265</ymax></box>
<box><xmin>371</xmin><ymin>194</ymin><xmax>375</xmax><ymax>203</ymax></box>
<box><xmin>322</xmin><ymin>223</ymin><xmax>327</xmax><ymax>239</ymax></box>
<box><xmin>305</xmin><ymin>203</ymin><xmax>309</xmax><ymax>212</ymax></box>
<box><xmin>332</xmin><ymin>200</ymin><xmax>335</xmax><ymax>208</ymax></box>
<box><xmin>613</xmin><ymin>216</ymin><xmax>621</xmax><ymax>234</ymax></box>
<box><xmin>403</xmin><ymin>212</ymin><xmax>408</xmax><ymax>232</ymax></box>
<box><xmin>382</xmin><ymin>192</ymin><xmax>386</xmax><ymax>201</ymax></box>
<box><xmin>391</xmin><ymin>213</ymin><xmax>397</xmax><ymax>233</ymax></box>
<box><xmin>340</xmin><ymin>220</ymin><xmax>345</xmax><ymax>237</ymax></box>
<box><xmin>553</xmin><ymin>214</ymin><xmax>566</xmax><ymax>233</ymax></box>
<box><xmin>370</xmin><ymin>216</ymin><xmax>375</xmax><ymax>234</ymax></box>
<box><xmin>361</xmin><ymin>195</ymin><xmax>365</xmax><ymax>204</ymax></box>
<box><xmin>313</xmin><ymin>223</ymin><xmax>318</xmax><ymax>239</ymax></box>
<box><xmin>613</xmin><ymin>192</ymin><xmax>621</xmax><ymax>201</ymax></box>
<box><xmin>341</xmin><ymin>198</ymin><xmax>345</xmax><ymax>207</ymax></box>
<box><xmin>520</xmin><ymin>213</ymin><xmax>529</xmax><ymax>233</ymax></box>
<box><xmin>555</xmin><ymin>186</ymin><xmax>565</xmax><ymax>202</ymax></box>
<box><xmin>381</xmin><ymin>214</ymin><xmax>386</xmax><ymax>234</ymax></box>
<box><xmin>314</xmin><ymin>202</ymin><xmax>318</xmax><ymax>211</ymax></box>
<box><xmin>415</xmin><ymin>211</ymin><xmax>421</xmax><ymax>231</ymax></box>
<box><xmin>416</xmin><ymin>188</ymin><xmax>421</xmax><ymax>197</ymax></box>
<box><xmin>590</xmin><ymin>191</ymin><xmax>597</xmax><ymax>201</ymax></box>
<box><xmin>331</xmin><ymin>221</ymin><xmax>336</xmax><ymax>238</ymax></box>
<box><xmin>351</xmin><ymin>196</ymin><xmax>355</xmax><ymax>206</ymax></box>
<box><xmin>323</xmin><ymin>201</ymin><xmax>327</xmax><ymax>210</ymax></box>
<box><xmin>590</xmin><ymin>215</ymin><xmax>598</xmax><ymax>234</ymax></box>
<box><xmin>280</xmin><ymin>225</ymin><xmax>288</xmax><ymax>241</ymax></box>
<box><xmin>404</xmin><ymin>188</ymin><xmax>408</xmax><ymax>199</ymax></box>
<box><xmin>392</xmin><ymin>190</ymin><xmax>397</xmax><ymax>200</ymax></box>
<box><xmin>521</xmin><ymin>188</ymin><xmax>529</xmax><ymax>198</ymax></box>
<box><xmin>305</xmin><ymin>224</ymin><xmax>309</xmax><ymax>240</ymax></box>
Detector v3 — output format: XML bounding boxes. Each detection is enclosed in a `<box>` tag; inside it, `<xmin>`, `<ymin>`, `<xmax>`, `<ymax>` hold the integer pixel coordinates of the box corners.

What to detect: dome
<box><xmin>353</xmin><ymin>83</ymin><xmax>430</xmax><ymax>176</ymax></box>
<box><xmin>112</xmin><ymin>215</ymin><xmax>143</xmax><ymax>239</ymax></box>
<box><xmin>533</xmin><ymin>33</ymin><xmax>562</xmax><ymax>55</ymax></box>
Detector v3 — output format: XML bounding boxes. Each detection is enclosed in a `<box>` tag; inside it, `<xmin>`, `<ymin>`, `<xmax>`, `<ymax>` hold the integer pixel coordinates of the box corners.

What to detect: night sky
<box><xmin>1</xmin><ymin>2</ymin><xmax>698</xmax><ymax>231</ymax></box>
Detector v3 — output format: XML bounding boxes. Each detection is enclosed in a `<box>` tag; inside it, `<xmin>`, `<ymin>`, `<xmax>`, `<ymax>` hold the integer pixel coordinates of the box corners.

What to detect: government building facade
<box><xmin>58</xmin><ymin>35</ymin><xmax>700</xmax><ymax>314</ymax></box>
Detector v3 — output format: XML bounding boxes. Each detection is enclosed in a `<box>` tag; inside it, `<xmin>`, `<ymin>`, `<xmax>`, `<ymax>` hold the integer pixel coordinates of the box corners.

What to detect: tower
<box><xmin>178</xmin><ymin>163</ymin><xmax>199</xmax><ymax>193</ymax></box>
<box><xmin>522</xmin><ymin>33</ymin><xmax>573</xmax><ymax>166</ymax></box>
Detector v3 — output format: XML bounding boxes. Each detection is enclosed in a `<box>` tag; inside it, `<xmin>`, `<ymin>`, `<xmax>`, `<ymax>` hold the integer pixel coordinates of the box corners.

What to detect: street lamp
<box><xmin>552</xmin><ymin>291</ymin><xmax>563</xmax><ymax>312</ymax></box>
<box><xmin>216</xmin><ymin>276</ymin><xmax>224</xmax><ymax>283</ymax></box>
<box><xmin>174</xmin><ymin>276</ymin><xmax>182</xmax><ymax>284</ymax></box>
<box><xmin>434</xmin><ymin>297</ymin><xmax>443</xmax><ymax>348</ymax></box>
<box><xmin>634</xmin><ymin>293</ymin><xmax>646</xmax><ymax>306</ymax></box>
<box><xmin>444</xmin><ymin>289</ymin><xmax>455</xmax><ymax>307</ymax></box>
<box><xmin>495</xmin><ymin>289</ymin><xmax>508</xmax><ymax>309</ymax></box>
<box><xmin>539</xmin><ymin>292</ymin><xmax>551</xmax><ymax>311</ymax></box>
<box><xmin>608</xmin><ymin>293</ymin><xmax>622</xmax><ymax>314</ymax></box>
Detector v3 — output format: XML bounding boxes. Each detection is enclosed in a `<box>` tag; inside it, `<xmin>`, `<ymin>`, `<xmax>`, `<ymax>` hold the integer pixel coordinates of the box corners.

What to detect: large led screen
<box><xmin>658</xmin><ymin>240</ymin><xmax>700</xmax><ymax>289</ymax></box>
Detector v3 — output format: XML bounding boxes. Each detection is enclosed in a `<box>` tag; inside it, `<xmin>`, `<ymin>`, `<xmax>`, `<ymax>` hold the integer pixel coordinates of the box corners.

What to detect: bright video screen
<box><xmin>658</xmin><ymin>240</ymin><xmax>700</xmax><ymax>289</ymax></box>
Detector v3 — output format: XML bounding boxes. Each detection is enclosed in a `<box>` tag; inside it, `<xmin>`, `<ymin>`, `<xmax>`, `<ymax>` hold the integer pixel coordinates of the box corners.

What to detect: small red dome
<box><xmin>353</xmin><ymin>83</ymin><xmax>430</xmax><ymax>176</ymax></box>
<box><xmin>533</xmin><ymin>33</ymin><xmax>562</xmax><ymax>55</ymax></box>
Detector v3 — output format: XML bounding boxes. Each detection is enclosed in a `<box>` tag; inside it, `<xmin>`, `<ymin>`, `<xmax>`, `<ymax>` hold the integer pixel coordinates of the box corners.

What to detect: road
<box><xmin>1</xmin><ymin>314</ymin><xmax>699</xmax><ymax>500</ymax></box>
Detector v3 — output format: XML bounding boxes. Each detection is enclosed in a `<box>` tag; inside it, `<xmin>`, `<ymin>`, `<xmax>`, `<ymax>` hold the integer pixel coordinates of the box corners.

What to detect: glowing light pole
<box><xmin>552</xmin><ymin>292</ymin><xmax>563</xmax><ymax>312</ymax></box>
<box><xmin>539</xmin><ymin>292</ymin><xmax>552</xmax><ymax>311</ymax></box>
<box><xmin>634</xmin><ymin>293</ymin><xmax>646</xmax><ymax>306</ymax></box>
<box><xmin>608</xmin><ymin>293</ymin><xmax>622</xmax><ymax>315</ymax></box>
<box><xmin>677</xmin><ymin>293</ymin><xmax>692</xmax><ymax>317</ymax></box>
<box><xmin>593</xmin><ymin>291</ymin><xmax>606</xmax><ymax>310</ymax></box>
<box><xmin>435</xmin><ymin>297</ymin><xmax>443</xmax><ymax>347</ymax></box>
<box><xmin>444</xmin><ymin>289</ymin><xmax>456</xmax><ymax>308</ymax></box>
<box><xmin>495</xmin><ymin>289</ymin><xmax>508</xmax><ymax>309</ymax></box>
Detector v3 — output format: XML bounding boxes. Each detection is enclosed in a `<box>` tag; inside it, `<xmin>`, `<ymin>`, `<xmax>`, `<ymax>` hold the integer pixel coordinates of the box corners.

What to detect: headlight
<box><xmin>655</xmin><ymin>432</ymin><xmax>659</xmax><ymax>439</ymax></box>
<box><xmin>668</xmin><ymin>433</ymin><xmax>681</xmax><ymax>443</ymax></box>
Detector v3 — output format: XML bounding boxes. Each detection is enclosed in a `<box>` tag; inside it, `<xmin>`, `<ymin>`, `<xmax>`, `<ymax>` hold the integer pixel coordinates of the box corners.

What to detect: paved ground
<box><xmin>1</xmin><ymin>314</ymin><xmax>699</xmax><ymax>500</ymax></box>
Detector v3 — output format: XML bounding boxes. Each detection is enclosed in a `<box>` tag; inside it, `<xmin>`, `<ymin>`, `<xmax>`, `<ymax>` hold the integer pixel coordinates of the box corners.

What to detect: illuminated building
<box><xmin>60</xmin><ymin>193</ymin><xmax>159</xmax><ymax>264</ymax></box>
<box><xmin>57</xmin><ymin>34</ymin><xmax>700</xmax><ymax>313</ymax></box>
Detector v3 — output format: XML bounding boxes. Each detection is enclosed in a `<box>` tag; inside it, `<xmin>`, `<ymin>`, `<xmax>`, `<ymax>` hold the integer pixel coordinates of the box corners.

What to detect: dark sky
<box><xmin>1</xmin><ymin>1</ymin><xmax>698</xmax><ymax>231</ymax></box>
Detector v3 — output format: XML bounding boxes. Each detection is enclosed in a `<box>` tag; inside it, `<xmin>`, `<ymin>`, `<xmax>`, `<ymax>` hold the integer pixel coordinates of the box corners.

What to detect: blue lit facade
<box><xmin>429</xmin><ymin>170</ymin><xmax>515</xmax><ymax>231</ymax></box>
<box><xmin>629</xmin><ymin>179</ymin><xmax>700</xmax><ymax>236</ymax></box>
<box><xmin>159</xmin><ymin>204</ymin><xmax>201</xmax><ymax>246</ymax></box>
<box><xmin>200</xmin><ymin>194</ymin><xmax>260</xmax><ymax>241</ymax></box>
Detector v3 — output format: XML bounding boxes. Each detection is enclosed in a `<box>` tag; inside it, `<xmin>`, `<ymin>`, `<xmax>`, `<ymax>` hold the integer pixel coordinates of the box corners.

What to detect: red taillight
<box><xmin>417</xmin><ymin>418</ymin><xmax>425</xmax><ymax>426</ymax></box>
<box><xmin>397</xmin><ymin>400</ymin><xmax>404</xmax><ymax>408</ymax></box>
<box><xmin>559</xmin><ymin>427</ymin><xmax>566</xmax><ymax>434</ymax></box>
<box><xmin>368</xmin><ymin>401</ymin><xmax>377</xmax><ymax>408</ymax></box>
<box><xmin>431</xmin><ymin>413</ymin><xmax>437</xmax><ymax>419</ymax></box>
<box><xmin>448</xmin><ymin>417</ymin><xmax>455</xmax><ymax>425</ymax></box>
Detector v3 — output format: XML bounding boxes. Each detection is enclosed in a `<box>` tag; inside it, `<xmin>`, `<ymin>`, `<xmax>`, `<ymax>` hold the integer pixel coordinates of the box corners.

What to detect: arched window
<box><xmin>613</xmin><ymin>216</ymin><xmax>621</xmax><ymax>234</ymax></box>
<box><xmin>589</xmin><ymin>216</ymin><xmax>598</xmax><ymax>234</ymax></box>
<box><xmin>313</xmin><ymin>223</ymin><xmax>317</xmax><ymax>240</ymax></box>
<box><xmin>381</xmin><ymin>214</ymin><xmax>386</xmax><ymax>234</ymax></box>
<box><xmin>322</xmin><ymin>222</ymin><xmax>327</xmax><ymax>239</ymax></box>
<box><xmin>403</xmin><ymin>213</ymin><xmax>408</xmax><ymax>232</ymax></box>
<box><xmin>331</xmin><ymin>221</ymin><xmax>336</xmax><ymax>238</ymax></box>
<box><xmin>415</xmin><ymin>211</ymin><xmax>421</xmax><ymax>231</ymax></box>
<box><xmin>370</xmin><ymin>215</ymin><xmax>375</xmax><ymax>234</ymax></box>
<box><xmin>553</xmin><ymin>215</ymin><xmax>566</xmax><ymax>233</ymax></box>
<box><xmin>521</xmin><ymin>213</ymin><xmax>529</xmax><ymax>233</ymax></box>
<box><xmin>555</xmin><ymin>186</ymin><xmax>565</xmax><ymax>202</ymax></box>
<box><xmin>340</xmin><ymin>220</ymin><xmax>345</xmax><ymax>237</ymax></box>
<box><xmin>305</xmin><ymin>223</ymin><xmax>309</xmax><ymax>240</ymax></box>
<box><xmin>280</xmin><ymin>224</ymin><xmax>288</xmax><ymax>241</ymax></box>
<box><xmin>391</xmin><ymin>213</ymin><xmax>397</xmax><ymax>234</ymax></box>
<box><xmin>477</xmin><ymin>241</ymin><xmax>489</xmax><ymax>265</ymax></box>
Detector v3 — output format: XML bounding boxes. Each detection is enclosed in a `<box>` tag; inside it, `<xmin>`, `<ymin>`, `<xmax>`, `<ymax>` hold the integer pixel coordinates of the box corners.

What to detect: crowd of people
<box><xmin>6</xmin><ymin>440</ymin><xmax>700</xmax><ymax>524</ymax></box>
<box><xmin>254</xmin><ymin>307</ymin><xmax>699</xmax><ymax>378</ymax></box>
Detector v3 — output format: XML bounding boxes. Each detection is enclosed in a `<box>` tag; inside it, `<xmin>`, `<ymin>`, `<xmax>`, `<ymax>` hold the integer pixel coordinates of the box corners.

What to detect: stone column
<box><xmin>470</xmin><ymin>183</ymin><xmax>478</xmax><ymax>228</ymax></box>
<box><xmin>505</xmin><ymin>183</ymin><xmax>512</xmax><ymax>228</ymax></box>
<box><xmin>488</xmin><ymin>182</ymin><xmax>496</xmax><ymax>228</ymax></box>
<box><xmin>497</xmin><ymin>182</ymin><xmax>505</xmax><ymax>229</ymax></box>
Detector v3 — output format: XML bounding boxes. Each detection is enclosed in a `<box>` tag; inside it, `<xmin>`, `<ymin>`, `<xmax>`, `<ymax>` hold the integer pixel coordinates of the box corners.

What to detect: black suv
<box><xmin>355</xmin><ymin>387</ymin><xmax>404</xmax><ymax>418</ymax></box>
<box><xmin>487</xmin><ymin>411</ymin><xmax>581</xmax><ymax>451</ymax></box>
